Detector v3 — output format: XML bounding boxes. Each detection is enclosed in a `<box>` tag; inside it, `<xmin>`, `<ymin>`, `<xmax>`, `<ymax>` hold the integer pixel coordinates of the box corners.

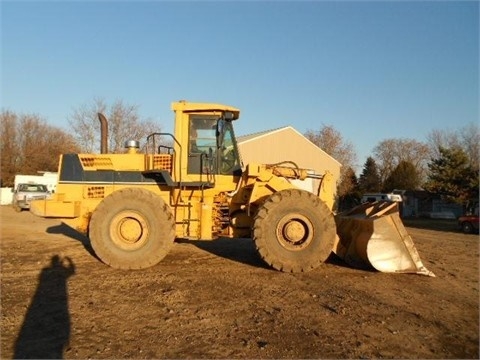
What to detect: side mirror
<box><xmin>223</xmin><ymin>112</ymin><xmax>234</xmax><ymax>121</ymax></box>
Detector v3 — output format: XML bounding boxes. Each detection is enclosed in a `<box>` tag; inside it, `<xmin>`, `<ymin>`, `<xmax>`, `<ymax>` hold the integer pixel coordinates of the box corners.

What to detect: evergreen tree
<box><xmin>383</xmin><ymin>160</ymin><xmax>420</xmax><ymax>192</ymax></box>
<box><xmin>358</xmin><ymin>157</ymin><xmax>382</xmax><ymax>193</ymax></box>
<box><xmin>337</xmin><ymin>167</ymin><xmax>361</xmax><ymax>211</ymax></box>
<box><xmin>424</xmin><ymin>146</ymin><xmax>479</xmax><ymax>203</ymax></box>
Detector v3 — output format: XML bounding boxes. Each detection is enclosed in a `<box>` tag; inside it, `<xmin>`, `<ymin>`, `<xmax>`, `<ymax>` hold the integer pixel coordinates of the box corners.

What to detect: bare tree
<box><xmin>68</xmin><ymin>98</ymin><xmax>162</xmax><ymax>153</ymax></box>
<box><xmin>17</xmin><ymin>115</ymin><xmax>45</xmax><ymax>174</ymax></box>
<box><xmin>305</xmin><ymin>124</ymin><xmax>357</xmax><ymax>196</ymax></box>
<box><xmin>17</xmin><ymin>114</ymin><xmax>80</xmax><ymax>175</ymax></box>
<box><xmin>373</xmin><ymin>138</ymin><xmax>430</xmax><ymax>185</ymax></box>
<box><xmin>0</xmin><ymin>111</ymin><xmax>80</xmax><ymax>187</ymax></box>
<box><xmin>68</xmin><ymin>97</ymin><xmax>106</xmax><ymax>153</ymax></box>
<box><xmin>0</xmin><ymin>111</ymin><xmax>20</xmax><ymax>186</ymax></box>
<box><xmin>427</xmin><ymin>128</ymin><xmax>460</xmax><ymax>159</ymax></box>
<box><xmin>459</xmin><ymin>123</ymin><xmax>480</xmax><ymax>170</ymax></box>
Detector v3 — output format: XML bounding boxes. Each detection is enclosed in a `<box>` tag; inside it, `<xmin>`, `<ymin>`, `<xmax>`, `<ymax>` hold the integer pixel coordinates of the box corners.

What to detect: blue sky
<box><xmin>2</xmin><ymin>0</ymin><xmax>478</xmax><ymax>171</ymax></box>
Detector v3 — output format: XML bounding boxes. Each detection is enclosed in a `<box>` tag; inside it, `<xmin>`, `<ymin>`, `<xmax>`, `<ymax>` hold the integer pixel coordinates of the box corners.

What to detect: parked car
<box><xmin>458</xmin><ymin>201</ymin><xmax>479</xmax><ymax>234</ymax></box>
<box><xmin>12</xmin><ymin>183</ymin><xmax>50</xmax><ymax>212</ymax></box>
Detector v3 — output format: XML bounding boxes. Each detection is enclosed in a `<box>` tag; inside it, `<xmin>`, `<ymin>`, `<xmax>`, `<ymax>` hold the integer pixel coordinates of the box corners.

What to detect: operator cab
<box><xmin>187</xmin><ymin>112</ymin><xmax>242</xmax><ymax>177</ymax></box>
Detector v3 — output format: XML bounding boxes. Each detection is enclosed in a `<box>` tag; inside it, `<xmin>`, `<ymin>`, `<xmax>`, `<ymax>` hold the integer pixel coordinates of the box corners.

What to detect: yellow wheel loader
<box><xmin>30</xmin><ymin>101</ymin><xmax>433</xmax><ymax>276</ymax></box>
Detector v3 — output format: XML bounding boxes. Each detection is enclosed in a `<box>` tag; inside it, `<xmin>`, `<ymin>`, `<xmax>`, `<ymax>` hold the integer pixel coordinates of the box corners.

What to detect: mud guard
<box><xmin>334</xmin><ymin>202</ymin><xmax>435</xmax><ymax>277</ymax></box>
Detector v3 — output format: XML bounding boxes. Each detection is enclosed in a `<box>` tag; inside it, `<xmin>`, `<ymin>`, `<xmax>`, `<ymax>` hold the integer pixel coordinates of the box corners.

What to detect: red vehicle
<box><xmin>458</xmin><ymin>201</ymin><xmax>479</xmax><ymax>234</ymax></box>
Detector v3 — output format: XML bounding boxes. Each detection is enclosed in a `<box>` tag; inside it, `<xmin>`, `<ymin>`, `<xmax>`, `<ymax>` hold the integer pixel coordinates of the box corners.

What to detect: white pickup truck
<box><xmin>12</xmin><ymin>183</ymin><xmax>50</xmax><ymax>212</ymax></box>
<box><xmin>361</xmin><ymin>193</ymin><xmax>403</xmax><ymax>203</ymax></box>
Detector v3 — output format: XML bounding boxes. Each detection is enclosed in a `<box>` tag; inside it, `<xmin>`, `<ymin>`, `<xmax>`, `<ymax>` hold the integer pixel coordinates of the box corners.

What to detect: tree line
<box><xmin>1</xmin><ymin>98</ymin><xmax>478</xmax><ymax>208</ymax></box>
<box><xmin>0</xmin><ymin>98</ymin><xmax>162</xmax><ymax>187</ymax></box>
<box><xmin>0</xmin><ymin>111</ymin><xmax>80</xmax><ymax>187</ymax></box>
<box><xmin>305</xmin><ymin>123</ymin><xmax>479</xmax><ymax>207</ymax></box>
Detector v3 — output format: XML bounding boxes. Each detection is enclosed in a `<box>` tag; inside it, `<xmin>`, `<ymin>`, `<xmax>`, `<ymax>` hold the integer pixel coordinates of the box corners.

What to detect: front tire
<box><xmin>89</xmin><ymin>188</ymin><xmax>175</xmax><ymax>269</ymax></box>
<box><xmin>253</xmin><ymin>189</ymin><xmax>336</xmax><ymax>273</ymax></box>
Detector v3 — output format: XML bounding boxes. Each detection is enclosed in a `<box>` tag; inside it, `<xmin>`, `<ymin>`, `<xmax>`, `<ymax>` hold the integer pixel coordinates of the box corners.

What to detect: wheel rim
<box><xmin>276</xmin><ymin>213</ymin><xmax>314</xmax><ymax>251</ymax></box>
<box><xmin>110</xmin><ymin>211</ymin><xmax>149</xmax><ymax>250</ymax></box>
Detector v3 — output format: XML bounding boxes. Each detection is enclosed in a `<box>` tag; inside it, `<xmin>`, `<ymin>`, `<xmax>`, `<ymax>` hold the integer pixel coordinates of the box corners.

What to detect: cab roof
<box><xmin>171</xmin><ymin>100</ymin><xmax>240</xmax><ymax>120</ymax></box>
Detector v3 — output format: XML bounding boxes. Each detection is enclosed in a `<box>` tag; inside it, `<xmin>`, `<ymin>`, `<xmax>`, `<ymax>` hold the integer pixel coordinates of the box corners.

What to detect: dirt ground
<box><xmin>1</xmin><ymin>205</ymin><xmax>478</xmax><ymax>359</ymax></box>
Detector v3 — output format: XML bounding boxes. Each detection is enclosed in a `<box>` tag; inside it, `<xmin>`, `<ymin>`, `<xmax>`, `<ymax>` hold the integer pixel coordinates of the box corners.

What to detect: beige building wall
<box><xmin>237</xmin><ymin>126</ymin><xmax>342</xmax><ymax>197</ymax></box>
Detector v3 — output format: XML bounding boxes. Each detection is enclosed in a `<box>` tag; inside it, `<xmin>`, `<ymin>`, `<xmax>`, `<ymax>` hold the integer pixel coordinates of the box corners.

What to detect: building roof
<box><xmin>236</xmin><ymin>126</ymin><xmax>290</xmax><ymax>144</ymax></box>
<box><xmin>237</xmin><ymin>125</ymin><xmax>342</xmax><ymax>166</ymax></box>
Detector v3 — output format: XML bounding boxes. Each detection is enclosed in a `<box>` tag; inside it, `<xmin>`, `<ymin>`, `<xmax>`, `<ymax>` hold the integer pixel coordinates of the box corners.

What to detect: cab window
<box><xmin>218</xmin><ymin>122</ymin><xmax>241</xmax><ymax>175</ymax></box>
<box><xmin>188</xmin><ymin>115</ymin><xmax>217</xmax><ymax>174</ymax></box>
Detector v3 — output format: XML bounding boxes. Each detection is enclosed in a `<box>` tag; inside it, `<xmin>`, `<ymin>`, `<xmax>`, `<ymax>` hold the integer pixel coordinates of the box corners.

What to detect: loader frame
<box><xmin>30</xmin><ymin>100</ymin><xmax>433</xmax><ymax>275</ymax></box>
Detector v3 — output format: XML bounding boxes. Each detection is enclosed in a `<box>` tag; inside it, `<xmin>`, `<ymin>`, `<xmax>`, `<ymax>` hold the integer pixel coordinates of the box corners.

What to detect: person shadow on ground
<box><xmin>14</xmin><ymin>255</ymin><xmax>75</xmax><ymax>359</ymax></box>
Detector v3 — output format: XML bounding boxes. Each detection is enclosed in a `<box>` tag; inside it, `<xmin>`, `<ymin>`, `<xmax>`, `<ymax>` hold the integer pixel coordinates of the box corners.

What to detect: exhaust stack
<box><xmin>98</xmin><ymin>113</ymin><xmax>108</xmax><ymax>154</ymax></box>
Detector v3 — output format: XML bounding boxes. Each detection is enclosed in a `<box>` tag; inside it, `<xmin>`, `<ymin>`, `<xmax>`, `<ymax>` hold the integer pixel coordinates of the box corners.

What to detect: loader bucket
<box><xmin>334</xmin><ymin>201</ymin><xmax>435</xmax><ymax>277</ymax></box>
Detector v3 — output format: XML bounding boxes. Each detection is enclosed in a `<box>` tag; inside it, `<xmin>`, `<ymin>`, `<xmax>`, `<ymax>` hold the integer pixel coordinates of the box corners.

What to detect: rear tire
<box><xmin>253</xmin><ymin>189</ymin><xmax>336</xmax><ymax>273</ymax></box>
<box><xmin>89</xmin><ymin>188</ymin><xmax>175</xmax><ymax>269</ymax></box>
<box><xmin>462</xmin><ymin>222</ymin><xmax>473</xmax><ymax>234</ymax></box>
